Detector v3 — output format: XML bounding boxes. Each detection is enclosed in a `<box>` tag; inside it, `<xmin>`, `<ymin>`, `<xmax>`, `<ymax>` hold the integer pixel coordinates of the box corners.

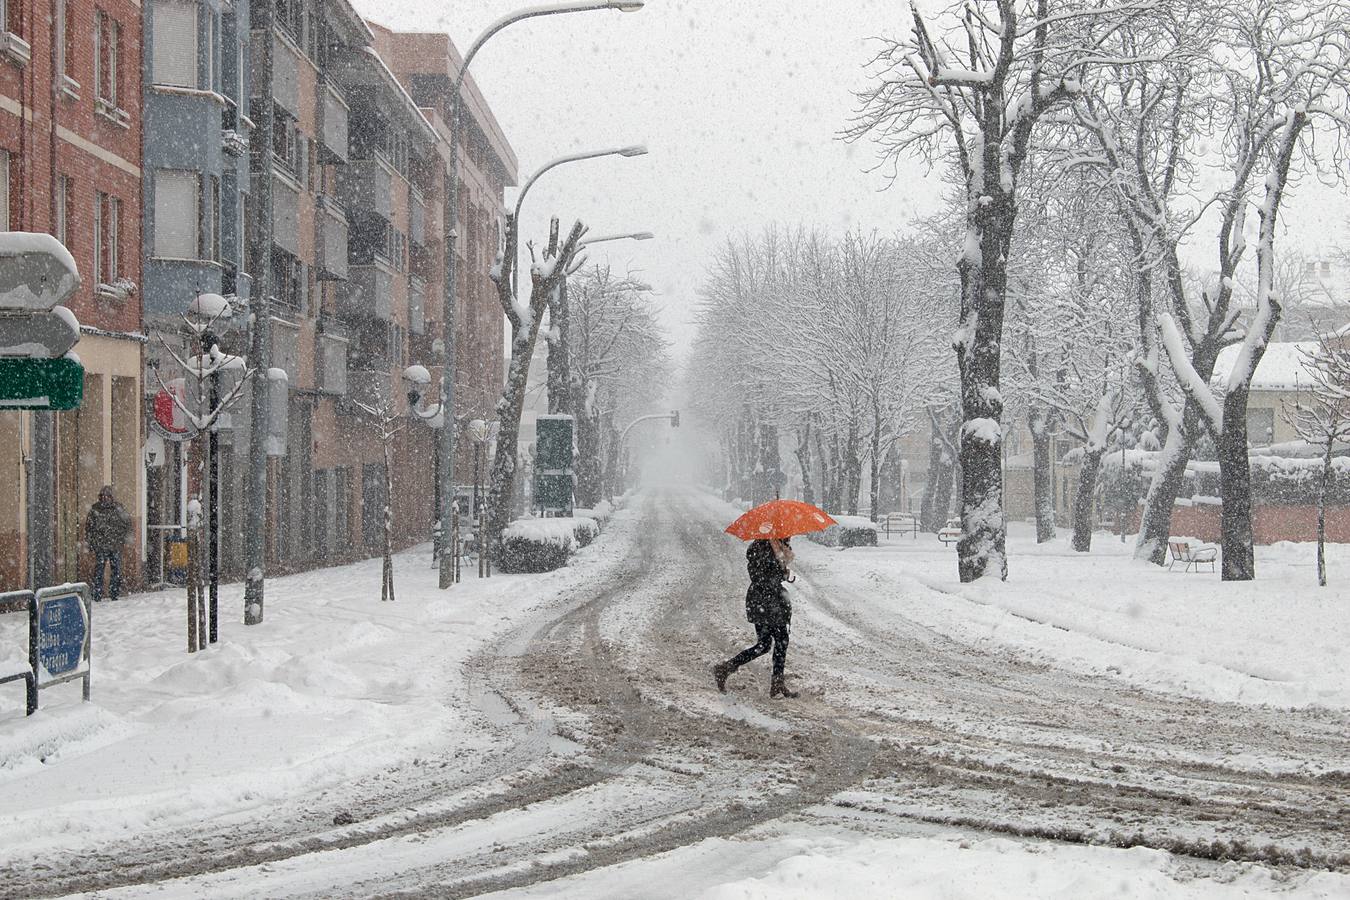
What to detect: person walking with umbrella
<box><xmin>714</xmin><ymin>499</ymin><xmax>835</xmax><ymax>699</ymax></box>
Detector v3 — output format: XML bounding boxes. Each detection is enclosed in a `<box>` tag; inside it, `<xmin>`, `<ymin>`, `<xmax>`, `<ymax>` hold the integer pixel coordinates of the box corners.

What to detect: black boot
<box><xmin>712</xmin><ymin>662</ymin><xmax>732</xmax><ymax>693</ymax></box>
<box><xmin>770</xmin><ymin>677</ymin><xmax>798</xmax><ymax>699</ymax></box>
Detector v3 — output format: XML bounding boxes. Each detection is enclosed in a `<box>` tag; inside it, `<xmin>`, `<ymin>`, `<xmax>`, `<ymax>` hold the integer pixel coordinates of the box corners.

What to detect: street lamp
<box><xmin>578</xmin><ymin>231</ymin><xmax>655</xmax><ymax>247</ymax></box>
<box><xmin>510</xmin><ymin>147</ymin><xmax>649</xmax><ymax>297</ymax></box>
<box><xmin>438</xmin><ymin>0</ymin><xmax>645</xmax><ymax>589</ymax></box>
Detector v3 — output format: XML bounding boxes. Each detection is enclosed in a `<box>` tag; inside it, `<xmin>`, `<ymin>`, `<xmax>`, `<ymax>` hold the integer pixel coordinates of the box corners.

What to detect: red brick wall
<box><xmin>0</xmin><ymin>0</ymin><xmax>143</xmax><ymax>331</ymax></box>
<box><xmin>1135</xmin><ymin>502</ymin><xmax>1350</xmax><ymax>544</ymax></box>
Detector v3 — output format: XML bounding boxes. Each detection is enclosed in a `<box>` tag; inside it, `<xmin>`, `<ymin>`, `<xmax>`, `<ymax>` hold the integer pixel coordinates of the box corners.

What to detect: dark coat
<box><xmin>745</xmin><ymin>539</ymin><xmax>791</xmax><ymax>624</ymax></box>
<box><xmin>85</xmin><ymin>498</ymin><xmax>132</xmax><ymax>552</ymax></box>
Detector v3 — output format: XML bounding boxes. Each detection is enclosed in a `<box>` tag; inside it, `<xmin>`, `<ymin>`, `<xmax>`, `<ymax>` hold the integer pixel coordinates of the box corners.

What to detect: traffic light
<box><xmin>670</xmin><ymin>409</ymin><xmax>680</xmax><ymax>428</ymax></box>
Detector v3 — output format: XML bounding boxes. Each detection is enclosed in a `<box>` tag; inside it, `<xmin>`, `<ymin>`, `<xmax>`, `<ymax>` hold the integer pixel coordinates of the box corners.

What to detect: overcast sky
<box><xmin>353</xmin><ymin>0</ymin><xmax>1350</xmax><ymax>359</ymax></box>
<box><xmin>352</xmin><ymin>0</ymin><xmax>938</xmax><ymax>356</ymax></box>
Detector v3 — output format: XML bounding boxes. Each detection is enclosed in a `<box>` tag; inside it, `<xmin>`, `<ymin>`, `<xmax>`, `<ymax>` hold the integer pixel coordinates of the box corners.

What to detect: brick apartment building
<box><xmin>0</xmin><ymin>0</ymin><xmax>144</xmax><ymax>587</ymax></box>
<box><xmin>196</xmin><ymin>3</ymin><xmax>516</xmax><ymax>579</ymax></box>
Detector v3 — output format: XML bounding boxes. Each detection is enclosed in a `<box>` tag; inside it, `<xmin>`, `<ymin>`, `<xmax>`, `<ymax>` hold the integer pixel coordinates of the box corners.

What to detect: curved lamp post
<box><xmin>438</xmin><ymin>0</ymin><xmax>645</xmax><ymax>588</ymax></box>
<box><xmin>510</xmin><ymin>146</ymin><xmax>648</xmax><ymax>297</ymax></box>
<box><xmin>578</xmin><ymin>230</ymin><xmax>654</xmax><ymax>248</ymax></box>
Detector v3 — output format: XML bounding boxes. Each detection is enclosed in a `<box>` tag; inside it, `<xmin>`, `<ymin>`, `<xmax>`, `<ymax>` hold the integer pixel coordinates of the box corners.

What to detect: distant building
<box><xmin>140</xmin><ymin>0</ymin><xmax>252</xmax><ymax>573</ymax></box>
<box><xmin>0</xmin><ymin>0</ymin><xmax>145</xmax><ymax>587</ymax></box>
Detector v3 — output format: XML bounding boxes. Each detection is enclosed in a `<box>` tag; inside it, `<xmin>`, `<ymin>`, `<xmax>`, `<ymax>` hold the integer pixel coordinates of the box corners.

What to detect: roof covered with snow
<box><xmin>1211</xmin><ymin>341</ymin><xmax>1321</xmax><ymax>392</ymax></box>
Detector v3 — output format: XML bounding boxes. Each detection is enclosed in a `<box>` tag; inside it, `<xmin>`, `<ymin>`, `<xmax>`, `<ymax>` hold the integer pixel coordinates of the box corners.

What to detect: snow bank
<box><xmin>692</xmin><ymin>833</ymin><xmax>1348</xmax><ymax>900</ymax></box>
<box><xmin>795</xmin><ymin>521</ymin><xmax>1350</xmax><ymax>710</ymax></box>
<box><xmin>0</xmin><ymin>507</ymin><xmax>636</xmax><ymax>863</ymax></box>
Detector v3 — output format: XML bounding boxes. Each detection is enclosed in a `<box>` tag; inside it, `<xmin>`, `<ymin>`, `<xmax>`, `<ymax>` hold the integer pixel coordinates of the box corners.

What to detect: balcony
<box><xmin>337</xmin><ymin>157</ymin><xmax>393</xmax><ymax>223</ymax></box>
<box><xmin>255</xmin><ymin>31</ymin><xmax>301</xmax><ymax>119</ymax></box>
<box><xmin>318</xmin><ymin>328</ymin><xmax>349</xmax><ymax>396</ymax></box>
<box><xmin>272</xmin><ymin>172</ymin><xmax>301</xmax><ymax>257</ymax></box>
<box><xmin>316</xmin><ymin>196</ymin><xmax>349</xmax><ymax>281</ymax></box>
<box><xmin>409</xmin><ymin>191</ymin><xmax>426</xmax><ymax>247</ymax></box>
<box><xmin>339</xmin><ymin>260</ymin><xmax>394</xmax><ymax>322</ymax></box>
<box><xmin>409</xmin><ymin>274</ymin><xmax>426</xmax><ymax>336</ymax></box>
<box><xmin>221</xmin><ymin>104</ymin><xmax>249</xmax><ymax>158</ymax></box>
<box><xmin>318</xmin><ymin>81</ymin><xmax>349</xmax><ymax>164</ymax></box>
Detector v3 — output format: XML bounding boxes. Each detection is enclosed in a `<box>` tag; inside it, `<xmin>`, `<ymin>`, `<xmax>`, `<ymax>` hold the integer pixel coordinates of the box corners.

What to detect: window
<box><xmin>93</xmin><ymin>194</ymin><xmax>120</xmax><ymax>284</ymax></box>
<box><xmin>154</xmin><ymin>170</ymin><xmax>199</xmax><ymax>258</ymax></box>
<box><xmin>54</xmin><ymin>175</ymin><xmax>70</xmax><ymax>243</ymax></box>
<box><xmin>1322</xmin><ymin>261</ymin><xmax>1333</xmax><ymax>277</ymax></box>
<box><xmin>56</xmin><ymin>0</ymin><xmax>74</xmax><ymax>82</ymax></box>
<box><xmin>0</xmin><ymin>150</ymin><xmax>9</xmax><ymax>229</ymax></box>
<box><xmin>271</xmin><ymin>249</ymin><xmax>301</xmax><ymax>309</ymax></box>
<box><xmin>94</xmin><ymin>10</ymin><xmax>121</xmax><ymax>108</ymax></box>
<box><xmin>204</xmin><ymin>12</ymin><xmax>215</xmax><ymax>92</ymax></box>
<box><xmin>1246</xmin><ymin>407</ymin><xmax>1275</xmax><ymax>447</ymax></box>
<box><xmin>152</xmin><ymin>0</ymin><xmax>197</xmax><ymax>87</ymax></box>
<box><xmin>272</xmin><ymin>111</ymin><xmax>299</xmax><ymax>173</ymax></box>
<box><xmin>107</xmin><ymin>196</ymin><xmax>120</xmax><ymax>280</ymax></box>
<box><xmin>93</xmin><ymin>192</ymin><xmax>118</xmax><ymax>285</ymax></box>
<box><xmin>206</xmin><ymin>175</ymin><xmax>220</xmax><ymax>262</ymax></box>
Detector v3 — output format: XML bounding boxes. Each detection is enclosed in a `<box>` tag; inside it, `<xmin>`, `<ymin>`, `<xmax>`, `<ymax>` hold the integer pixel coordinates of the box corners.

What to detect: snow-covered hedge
<box><xmin>573</xmin><ymin>500</ymin><xmax>613</xmax><ymax>527</ymax></box>
<box><xmin>1190</xmin><ymin>455</ymin><xmax>1350</xmax><ymax>505</ymax></box>
<box><xmin>498</xmin><ymin>516</ymin><xmax>599</xmax><ymax>573</ymax></box>
<box><xmin>806</xmin><ymin>515</ymin><xmax>878</xmax><ymax>549</ymax></box>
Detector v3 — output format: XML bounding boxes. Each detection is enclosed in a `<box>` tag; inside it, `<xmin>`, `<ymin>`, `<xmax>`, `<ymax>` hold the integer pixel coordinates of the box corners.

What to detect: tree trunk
<box><xmin>546</xmin><ymin>280</ymin><xmax>572</xmax><ymax>417</ymax></box>
<box><xmin>869</xmin><ymin>401</ymin><xmax>882</xmax><ymax>521</ymax></box>
<box><xmin>794</xmin><ymin>422</ymin><xmax>814</xmax><ymax>505</ymax></box>
<box><xmin>575</xmin><ymin>398</ymin><xmax>603</xmax><ymax>508</ymax></box>
<box><xmin>841</xmin><ymin>421</ymin><xmax>862</xmax><ymax>515</ymax></box>
<box><xmin>1217</xmin><ymin>389</ymin><xmax>1256</xmax><ymax>581</ymax></box>
<box><xmin>818</xmin><ymin>429</ymin><xmax>837</xmax><ymax>513</ymax></box>
<box><xmin>1030</xmin><ymin>407</ymin><xmax>1055</xmax><ymax>543</ymax></box>
<box><xmin>1135</xmin><ymin>418</ymin><xmax>1194</xmax><ymax>566</ymax></box>
<box><xmin>1071</xmin><ymin>447</ymin><xmax>1104</xmax><ymax>552</ymax></box>
<box><xmin>954</xmin><ymin>175</ymin><xmax>1013</xmax><ymax>582</ymax></box>
<box><xmin>487</xmin><ymin>323</ymin><xmax>542</xmax><ymax>552</ymax></box>
<box><xmin>920</xmin><ymin>412</ymin><xmax>950</xmax><ymax>531</ymax></box>
<box><xmin>381</xmin><ymin>437</ymin><xmax>395</xmax><ymax>602</ymax></box>
<box><xmin>1318</xmin><ymin>442</ymin><xmax>1331</xmax><ymax>587</ymax></box>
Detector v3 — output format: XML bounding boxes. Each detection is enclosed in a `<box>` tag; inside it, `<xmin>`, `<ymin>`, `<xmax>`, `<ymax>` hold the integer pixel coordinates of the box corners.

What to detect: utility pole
<box><xmin>26</xmin><ymin>413</ymin><xmax>54</xmax><ymax>589</ymax></box>
<box><xmin>243</xmin><ymin>0</ymin><xmax>276</xmax><ymax>625</ymax></box>
<box><xmin>204</xmin><ymin>326</ymin><xmax>221</xmax><ymax>641</ymax></box>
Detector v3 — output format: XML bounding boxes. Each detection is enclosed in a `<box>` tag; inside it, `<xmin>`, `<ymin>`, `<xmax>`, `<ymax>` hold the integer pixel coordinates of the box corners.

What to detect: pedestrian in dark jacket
<box><xmin>713</xmin><ymin>537</ymin><xmax>799</xmax><ymax>698</ymax></box>
<box><xmin>85</xmin><ymin>485</ymin><xmax>131</xmax><ymax>601</ymax></box>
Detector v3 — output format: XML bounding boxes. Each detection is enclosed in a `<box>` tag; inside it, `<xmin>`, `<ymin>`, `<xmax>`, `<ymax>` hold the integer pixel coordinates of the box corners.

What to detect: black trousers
<box><xmin>726</xmin><ymin>618</ymin><xmax>790</xmax><ymax>680</ymax></box>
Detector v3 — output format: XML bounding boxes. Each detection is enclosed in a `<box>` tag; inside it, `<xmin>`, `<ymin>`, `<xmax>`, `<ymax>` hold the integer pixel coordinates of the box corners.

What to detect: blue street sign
<box><xmin>37</xmin><ymin>591</ymin><xmax>87</xmax><ymax>678</ymax></box>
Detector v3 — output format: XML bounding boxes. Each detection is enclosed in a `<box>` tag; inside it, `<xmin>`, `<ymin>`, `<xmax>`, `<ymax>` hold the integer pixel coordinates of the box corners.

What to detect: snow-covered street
<box><xmin>1</xmin><ymin>488</ymin><xmax>1346</xmax><ymax>898</ymax></box>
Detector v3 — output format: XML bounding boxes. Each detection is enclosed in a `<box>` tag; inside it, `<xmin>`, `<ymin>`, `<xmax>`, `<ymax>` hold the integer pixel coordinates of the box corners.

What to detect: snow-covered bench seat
<box><xmin>1167</xmin><ymin>538</ymin><xmax>1218</xmax><ymax>573</ymax></box>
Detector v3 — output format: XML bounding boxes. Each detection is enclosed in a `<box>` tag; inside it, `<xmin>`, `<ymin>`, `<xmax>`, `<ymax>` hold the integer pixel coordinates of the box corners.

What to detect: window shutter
<box><xmin>153</xmin><ymin>0</ymin><xmax>198</xmax><ymax>88</ymax></box>
<box><xmin>155</xmin><ymin>170</ymin><xmax>200</xmax><ymax>258</ymax></box>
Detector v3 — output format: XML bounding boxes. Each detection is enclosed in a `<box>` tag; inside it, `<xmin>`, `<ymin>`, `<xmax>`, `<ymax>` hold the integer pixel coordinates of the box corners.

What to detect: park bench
<box><xmin>878</xmin><ymin>512</ymin><xmax>920</xmax><ymax>539</ymax></box>
<box><xmin>1168</xmin><ymin>538</ymin><xmax>1218</xmax><ymax>573</ymax></box>
<box><xmin>938</xmin><ymin>518</ymin><xmax>962</xmax><ymax>545</ymax></box>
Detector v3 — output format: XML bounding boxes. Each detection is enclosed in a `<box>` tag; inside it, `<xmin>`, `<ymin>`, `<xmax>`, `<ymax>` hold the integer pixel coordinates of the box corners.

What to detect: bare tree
<box><xmin>153</xmin><ymin>303</ymin><xmax>252</xmax><ymax>651</ymax></box>
<box><xmin>1282</xmin><ymin>335</ymin><xmax>1350</xmax><ymax>586</ymax></box>
<box><xmin>566</xmin><ymin>265</ymin><xmax>669</xmax><ymax>507</ymax></box>
<box><xmin>486</xmin><ymin>214</ymin><xmax>587</xmax><ymax>553</ymax></box>
<box><xmin>350</xmin><ymin>388</ymin><xmax>408</xmax><ymax>603</ymax></box>
<box><xmin>851</xmin><ymin>0</ymin><xmax>1158</xmax><ymax>581</ymax></box>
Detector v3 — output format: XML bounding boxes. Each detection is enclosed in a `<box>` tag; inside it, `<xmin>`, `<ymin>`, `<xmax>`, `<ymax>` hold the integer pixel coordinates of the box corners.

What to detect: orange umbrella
<box><xmin>725</xmin><ymin>499</ymin><xmax>836</xmax><ymax>541</ymax></box>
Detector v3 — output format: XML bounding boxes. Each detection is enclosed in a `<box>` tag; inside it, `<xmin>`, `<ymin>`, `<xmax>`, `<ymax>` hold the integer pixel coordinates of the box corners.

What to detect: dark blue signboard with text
<box><xmin>37</xmin><ymin>591</ymin><xmax>87</xmax><ymax>678</ymax></box>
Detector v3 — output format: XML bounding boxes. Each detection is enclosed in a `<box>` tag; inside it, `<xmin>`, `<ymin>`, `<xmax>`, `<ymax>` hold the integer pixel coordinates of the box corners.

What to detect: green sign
<box><xmin>0</xmin><ymin>356</ymin><xmax>85</xmax><ymax>410</ymax></box>
<box><xmin>536</xmin><ymin>472</ymin><xmax>573</xmax><ymax>512</ymax></box>
<box><xmin>536</xmin><ymin>415</ymin><xmax>574</xmax><ymax>471</ymax></box>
